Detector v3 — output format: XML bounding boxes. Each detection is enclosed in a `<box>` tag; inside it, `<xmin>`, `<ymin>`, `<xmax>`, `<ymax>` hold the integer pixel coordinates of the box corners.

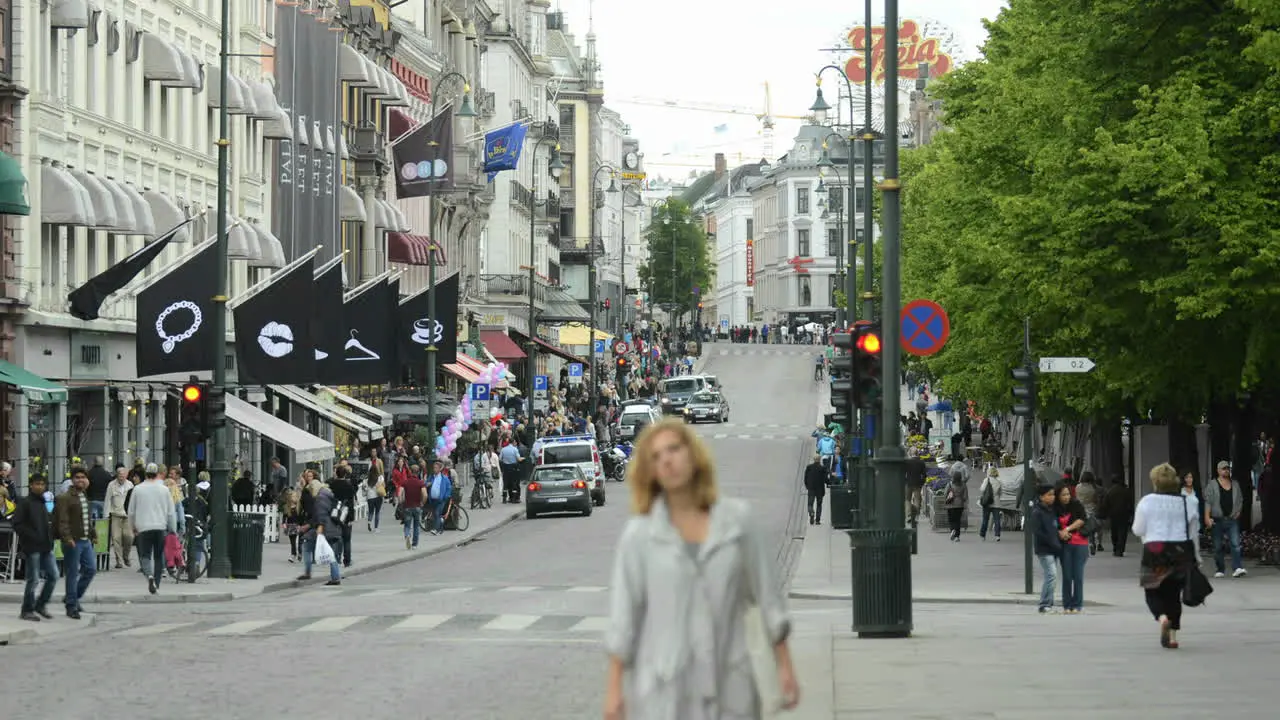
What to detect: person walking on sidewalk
<box><xmin>53</xmin><ymin>465</ymin><xmax>96</xmax><ymax>619</ymax></box>
<box><xmin>1055</xmin><ymin>483</ymin><xmax>1090</xmax><ymax>613</ymax></box>
<box><xmin>1076</xmin><ymin>471</ymin><xmax>1104</xmax><ymax>555</ymax></box>
<box><xmin>398</xmin><ymin>466</ymin><xmax>427</xmax><ymax>549</ymax></box>
<box><xmin>978</xmin><ymin>466</ymin><xmax>1002</xmax><ymax>541</ymax></box>
<box><xmin>944</xmin><ymin>465</ymin><xmax>968</xmax><ymax>541</ymax></box>
<box><xmin>1133</xmin><ymin>462</ymin><xmax>1201</xmax><ymax>649</ymax></box>
<box><xmin>1202</xmin><ymin>460</ymin><xmax>1246</xmax><ymax>579</ymax></box>
<box><xmin>1101</xmin><ymin>475</ymin><xmax>1135</xmax><ymax>557</ymax></box>
<box><xmin>1031</xmin><ymin>482</ymin><xmax>1063</xmax><ymax>613</ymax></box>
<box><xmin>129</xmin><ymin>463</ymin><xmax>176</xmax><ymax>595</ymax></box>
<box><xmin>105</xmin><ymin>466</ymin><xmax>133</xmax><ymax>569</ymax></box>
<box><xmin>803</xmin><ymin>454</ymin><xmax>828</xmax><ymax>525</ymax></box>
<box><xmin>427</xmin><ymin>460</ymin><xmax>453</xmax><ymax>536</ymax></box>
<box><xmin>299</xmin><ymin>479</ymin><xmax>343</xmax><ymax>586</ymax></box>
<box><xmin>11</xmin><ymin>475</ymin><xmax>57</xmax><ymax>622</ymax></box>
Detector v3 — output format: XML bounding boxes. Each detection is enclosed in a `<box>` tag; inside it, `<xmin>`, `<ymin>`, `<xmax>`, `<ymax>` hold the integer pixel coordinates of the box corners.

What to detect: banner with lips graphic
<box><xmin>234</xmin><ymin>258</ymin><xmax>317</xmax><ymax>384</ymax></box>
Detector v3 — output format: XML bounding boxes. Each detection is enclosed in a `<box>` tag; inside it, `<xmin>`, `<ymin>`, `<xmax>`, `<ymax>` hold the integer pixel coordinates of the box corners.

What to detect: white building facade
<box><xmin>710</xmin><ymin>186</ymin><xmax>754</xmax><ymax>330</ymax></box>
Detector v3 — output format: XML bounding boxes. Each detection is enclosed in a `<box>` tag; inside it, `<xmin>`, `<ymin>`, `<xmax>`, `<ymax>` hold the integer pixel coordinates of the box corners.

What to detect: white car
<box><xmin>617</xmin><ymin>404</ymin><xmax>662</xmax><ymax>440</ymax></box>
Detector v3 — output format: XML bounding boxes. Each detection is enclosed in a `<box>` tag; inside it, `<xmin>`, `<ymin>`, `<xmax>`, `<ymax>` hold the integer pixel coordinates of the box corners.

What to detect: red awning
<box><xmin>455</xmin><ymin>353</ymin><xmax>509</xmax><ymax>389</ymax></box>
<box><xmin>442</xmin><ymin>362</ymin><xmax>480</xmax><ymax>384</ymax></box>
<box><xmin>512</xmin><ymin>330</ymin><xmax>580</xmax><ymax>364</ymax></box>
<box><xmin>387</xmin><ymin>232</ymin><xmax>444</xmax><ymax>267</ymax></box>
<box><xmin>479</xmin><ymin>330</ymin><xmax>527</xmax><ymax>360</ymax></box>
<box><xmin>388</xmin><ymin>108</ymin><xmax>417</xmax><ymax>142</ymax></box>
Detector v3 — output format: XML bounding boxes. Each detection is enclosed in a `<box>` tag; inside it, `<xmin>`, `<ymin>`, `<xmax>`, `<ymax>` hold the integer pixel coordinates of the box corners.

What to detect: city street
<box><xmin>2</xmin><ymin>342</ymin><xmax>820</xmax><ymax>720</ymax></box>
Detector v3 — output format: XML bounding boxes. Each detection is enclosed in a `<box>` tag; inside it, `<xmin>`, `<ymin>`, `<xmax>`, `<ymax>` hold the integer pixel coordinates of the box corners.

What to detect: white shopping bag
<box><xmin>314</xmin><ymin>533</ymin><xmax>336</xmax><ymax>565</ymax></box>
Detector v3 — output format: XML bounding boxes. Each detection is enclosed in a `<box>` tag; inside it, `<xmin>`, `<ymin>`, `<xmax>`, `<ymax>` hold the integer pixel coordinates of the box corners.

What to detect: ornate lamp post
<box><xmin>525</xmin><ymin>137</ymin><xmax>565</xmax><ymax>421</ymax></box>
<box><xmin>588</xmin><ymin>164</ymin><xmax>619</xmax><ymax>417</ymax></box>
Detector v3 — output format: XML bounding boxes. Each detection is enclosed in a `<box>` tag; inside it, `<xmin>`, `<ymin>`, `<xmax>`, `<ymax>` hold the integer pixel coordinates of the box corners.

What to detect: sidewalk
<box><xmin>0</xmin><ymin>506</ymin><xmax>521</xmax><ymax>605</ymax></box>
<box><xmin>0</xmin><ymin>612</ymin><xmax>99</xmax><ymax>644</ymax></box>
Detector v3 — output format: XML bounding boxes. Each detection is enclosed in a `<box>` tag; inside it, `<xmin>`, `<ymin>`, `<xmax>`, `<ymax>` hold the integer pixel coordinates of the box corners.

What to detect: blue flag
<box><xmin>483</xmin><ymin>122</ymin><xmax>529</xmax><ymax>174</ymax></box>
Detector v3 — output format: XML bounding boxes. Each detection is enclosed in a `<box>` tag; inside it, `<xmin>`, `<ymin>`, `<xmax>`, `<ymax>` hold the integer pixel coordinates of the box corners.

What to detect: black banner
<box><xmin>398</xmin><ymin>272</ymin><xmax>459</xmax><ymax>368</ymax></box>
<box><xmin>393</xmin><ymin>107</ymin><xmax>454</xmax><ymax>198</ymax></box>
<box><xmin>313</xmin><ymin>262</ymin><xmax>345</xmax><ymax>384</ymax></box>
<box><xmin>136</xmin><ymin>243</ymin><xmax>219</xmax><ymax>377</ymax></box>
<box><xmin>234</xmin><ymin>258</ymin><xmax>316</xmax><ymax>384</ymax></box>
<box><xmin>331</xmin><ymin>278</ymin><xmax>396</xmax><ymax>385</ymax></box>
<box><xmin>274</xmin><ymin>8</ymin><xmax>340</xmax><ymax>263</ymax></box>
<box><xmin>68</xmin><ymin>218</ymin><xmax>196</xmax><ymax>321</ymax></box>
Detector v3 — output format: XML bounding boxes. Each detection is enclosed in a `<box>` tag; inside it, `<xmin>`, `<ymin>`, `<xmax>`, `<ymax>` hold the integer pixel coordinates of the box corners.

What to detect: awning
<box><xmin>0</xmin><ymin>359</ymin><xmax>68</xmax><ymax>403</ymax></box>
<box><xmin>142</xmin><ymin>33</ymin><xmax>185</xmax><ymax>83</ymax></box>
<box><xmin>389</xmin><ymin>204</ymin><xmax>411</xmax><ymax>232</ymax></box>
<box><xmin>374</xmin><ymin>199</ymin><xmax>409</xmax><ymax>231</ymax></box>
<box><xmin>542</xmin><ymin>286</ymin><xmax>591</xmax><ymax>322</ymax></box>
<box><xmin>268</xmin><ymin>384</ymin><xmax>382</xmax><ymax>442</ymax></box>
<box><xmin>205</xmin><ymin>67</ymin><xmax>246</xmax><ymax>111</ymax></box>
<box><xmin>339</xmin><ymin>184</ymin><xmax>365</xmax><ymax>222</ymax></box>
<box><xmin>376</xmin><ymin>65</ymin><xmax>409</xmax><ymax>106</ymax></box>
<box><xmin>225</xmin><ymin>394</ymin><xmax>333</xmax><ymax>463</ymax></box>
<box><xmin>68</xmin><ymin>169</ymin><xmax>120</xmax><ymax>231</ymax></box>
<box><xmin>226</xmin><ymin>215</ymin><xmax>261</xmax><ymax>261</ymax></box>
<box><xmin>230</xmin><ymin>77</ymin><xmax>256</xmax><ymax>116</ymax></box>
<box><xmin>49</xmin><ymin>0</ymin><xmax>90</xmax><ymax>29</ymax></box>
<box><xmin>513</xmin><ymin>330</ymin><xmax>581</xmax><ymax>364</ymax></box>
<box><xmin>162</xmin><ymin>50</ymin><xmax>203</xmax><ymax>91</ymax></box>
<box><xmin>99</xmin><ymin>177</ymin><xmax>138</xmax><ymax>234</ymax></box>
<box><xmin>479</xmin><ymin>330</ymin><xmax>527</xmax><ymax>361</ymax></box>
<box><xmin>323</xmin><ymin>126</ymin><xmax>336</xmax><ymax>154</ymax></box>
<box><xmin>339</xmin><ymin>44</ymin><xmax>378</xmax><ymax>87</ymax></box>
<box><xmin>0</xmin><ymin>152</ymin><xmax>30</xmax><ymax>216</ymax></box>
<box><xmin>248</xmin><ymin>221</ymin><xmax>286</xmax><ymax>269</ymax></box>
<box><xmin>40</xmin><ymin>164</ymin><xmax>94</xmax><ymax>226</ymax></box>
<box><xmin>295</xmin><ymin>115</ymin><xmax>311</xmax><ymax>146</ymax></box>
<box><xmin>387</xmin><ymin>232</ymin><xmax>433</xmax><ymax>266</ymax></box>
<box><xmin>119</xmin><ymin>182</ymin><xmax>156</xmax><ymax>237</ymax></box>
<box><xmin>262</xmin><ymin>107</ymin><xmax>292</xmax><ymax>140</ymax></box>
<box><xmin>456</xmin><ymin>354</ymin><xmax>510</xmax><ymax>389</ymax></box>
<box><xmin>443</xmin><ymin>362</ymin><xmax>480</xmax><ymax>384</ymax></box>
<box><xmin>310</xmin><ymin>385</ymin><xmax>393</xmax><ymax>428</ymax></box>
<box><xmin>142</xmin><ymin>190</ymin><xmax>190</xmax><ymax>242</ymax></box>
<box><xmin>248</xmin><ymin>80</ymin><xmax>281</xmax><ymax>121</ymax></box>
<box><xmin>558</xmin><ymin>324</ymin><xmax>614</xmax><ymax>345</ymax></box>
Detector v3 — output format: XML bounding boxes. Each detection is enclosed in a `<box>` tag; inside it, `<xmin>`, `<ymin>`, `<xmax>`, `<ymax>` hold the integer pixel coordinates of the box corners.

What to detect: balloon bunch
<box><xmin>436</xmin><ymin>361</ymin><xmax>509</xmax><ymax>457</ymax></box>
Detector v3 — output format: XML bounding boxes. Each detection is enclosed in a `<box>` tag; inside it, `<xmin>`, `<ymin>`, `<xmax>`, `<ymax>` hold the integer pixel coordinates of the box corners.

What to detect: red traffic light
<box><xmin>616</xmin><ymin>357</ymin><xmax>628</xmax><ymax>367</ymax></box>
<box><xmin>182</xmin><ymin>384</ymin><xmax>203</xmax><ymax>403</ymax></box>
<box><xmin>856</xmin><ymin>332</ymin><xmax>882</xmax><ymax>355</ymax></box>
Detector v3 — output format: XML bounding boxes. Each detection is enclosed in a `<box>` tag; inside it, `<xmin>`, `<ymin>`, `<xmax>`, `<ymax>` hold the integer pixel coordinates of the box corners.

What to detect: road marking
<box><xmin>297</xmin><ymin>616</ymin><xmax>367</xmax><ymax>632</ymax></box>
<box><xmin>360</xmin><ymin>588</ymin><xmax>407</xmax><ymax>597</ymax></box>
<box><xmin>498</xmin><ymin>585</ymin><xmax>540</xmax><ymax>593</ymax></box>
<box><xmin>482</xmin><ymin>614</ymin><xmax>541</xmax><ymax>631</ymax></box>
<box><xmin>713</xmin><ymin>434</ymin><xmax>728</xmax><ymax>439</ymax></box>
<box><xmin>207</xmin><ymin>620</ymin><xmax>279</xmax><ymax>635</ymax></box>
<box><xmin>569</xmin><ymin>616</ymin><xmax>611</xmax><ymax>633</ymax></box>
<box><xmin>117</xmin><ymin>622</ymin><xmax>195</xmax><ymax>637</ymax></box>
<box><xmin>389</xmin><ymin>614</ymin><xmax>454</xmax><ymax>631</ymax></box>
<box><xmin>745</xmin><ymin>422</ymin><xmax>760</xmax><ymax>428</ymax></box>
<box><xmin>430</xmin><ymin>586</ymin><xmax>473</xmax><ymax>594</ymax></box>
<box><xmin>567</xmin><ymin>586</ymin><xmax>607</xmax><ymax>593</ymax></box>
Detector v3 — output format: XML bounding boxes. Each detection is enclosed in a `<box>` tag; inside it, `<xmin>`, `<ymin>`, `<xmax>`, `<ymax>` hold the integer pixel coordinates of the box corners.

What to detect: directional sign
<box><xmin>568</xmin><ymin>363</ymin><xmax>584</xmax><ymax>385</ymax></box>
<box><xmin>901</xmin><ymin>299</ymin><xmax>950</xmax><ymax>357</ymax></box>
<box><xmin>593</xmin><ymin>339</ymin><xmax>606</xmax><ymax>356</ymax></box>
<box><xmin>613</xmin><ymin>340</ymin><xmax>630</xmax><ymax>356</ymax></box>
<box><xmin>470</xmin><ymin>383</ymin><xmax>492</xmax><ymax>416</ymax></box>
<box><xmin>1039</xmin><ymin>357</ymin><xmax>1096</xmax><ymax>373</ymax></box>
<box><xmin>533</xmin><ymin>375</ymin><xmax>549</xmax><ymax>412</ymax></box>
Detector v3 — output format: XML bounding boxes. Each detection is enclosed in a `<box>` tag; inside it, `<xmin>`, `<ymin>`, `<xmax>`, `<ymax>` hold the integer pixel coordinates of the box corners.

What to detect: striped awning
<box><xmin>388</xmin><ymin>232</ymin><xmax>445</xmax><ymax>266</ymax></box>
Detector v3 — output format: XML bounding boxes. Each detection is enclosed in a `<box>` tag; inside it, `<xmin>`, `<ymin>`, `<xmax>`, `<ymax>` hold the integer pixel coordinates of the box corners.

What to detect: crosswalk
<box><xmin>716</xmin><ymin>347</ymin><xmax>820</xmax><ymax>356</ymax></box>
<box><xmin>113</xmin><ymin>612</ymin><xmax>610</xmax><ymax>638</ymax></box>
<box><xmin>313</xmin><ymin>583</ymin><xmax>609</xmax><ymax>598</ymax></box>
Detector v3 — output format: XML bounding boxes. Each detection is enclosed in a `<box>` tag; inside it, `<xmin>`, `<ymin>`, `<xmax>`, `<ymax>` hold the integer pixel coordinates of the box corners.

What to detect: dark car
<box><xmin>525</xmin><ymin>464</ymin><xmax>593</xmax><ymax>519</ymax></box>
<box><xmin>682</xmin><ymin>390</ymin><xmax>730</xmax><ymax>423</ymax></box>
<box><xmin>658</xmin><ymin>376</ymin><xmax>708</xmax><ymax>415</ymax></box>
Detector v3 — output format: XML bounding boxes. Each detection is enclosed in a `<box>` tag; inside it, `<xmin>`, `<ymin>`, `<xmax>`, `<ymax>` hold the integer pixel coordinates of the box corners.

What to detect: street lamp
<box><xmin>525</xmin><ymin>136</ymin><xmax>564</xmax><ymax>425</ymax></box>
<box><xmin>618</xmin><ymin>187</ymin><xmax>643</xmax><ymax>338</ymax></box>
<box><xmin>810</xmin><ymin>71</ymin><xmax>864</xmax><ymax>328</ymax></box>
<box><xmin>589</xmin><ymin>164</ymin><xmax>620</xmax><ymax>419</ymax></box>
<box><xmin>424</xmin><ymin>72</ymin><xmax>476</xmax><ymax>460</ymax></box>
<box><xmin>815</xmin><ymin>160</ymin><xmax>846</xmax><ymax>327</ymax></box>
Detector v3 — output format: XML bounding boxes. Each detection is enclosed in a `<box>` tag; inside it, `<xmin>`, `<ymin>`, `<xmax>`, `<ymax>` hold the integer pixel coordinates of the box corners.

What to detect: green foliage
<box><xmin>899</xmin><ymin>0</ymin><xmax>1280</xmax><ymax>421</ymax></box>
<box><xmin>637</xmin><ymin>198</ymin><xmax>714</xmax><ymax>319</ymax></box>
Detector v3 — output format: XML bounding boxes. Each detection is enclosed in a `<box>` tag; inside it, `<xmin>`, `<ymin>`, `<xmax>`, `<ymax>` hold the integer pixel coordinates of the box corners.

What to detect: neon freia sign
<box><xmin>844</xmin><ymin>20</ymin><xmax>954</xmax><ymax>85</ymax></box>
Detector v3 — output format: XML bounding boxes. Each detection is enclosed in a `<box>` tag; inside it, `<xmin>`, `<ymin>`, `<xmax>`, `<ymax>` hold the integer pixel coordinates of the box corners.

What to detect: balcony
<box><xmin>558</xmin><ymin>236</ymin><xmax>605</xmax><ymax>262</ymax></box>
<box><xmin>541</xmin><ymin>191</ymin><xmax>560</xmax><ymax>219</ymax></box>
<box><xmin>511</xmin><ymin>180</ymin><xmax>533</xmax><ymax>210</ymax></box>
<box><xmin>478</xmin><ymin>273</ymin><xmax>548</xmax><ymax>307</ymax></box>
<box><xmin>533</xmin><ymin>120</ymin><xmax>559</xmax><ymax>139</ymax></box>
<box><xmin>476</xmin><ymin>89</ymin><xmax>497</xmax><ymax>118</ymax></box>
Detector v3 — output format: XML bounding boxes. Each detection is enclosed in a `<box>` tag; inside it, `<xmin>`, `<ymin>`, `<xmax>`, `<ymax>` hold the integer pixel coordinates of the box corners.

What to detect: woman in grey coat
<box><xmin>298</xmin><ymin>479</ymin><xmax>343</xmax><ymax>586</ymax></box>
<box><xmin>604</xmin><ymin>419</ymin><xmax>798</xmax><ymax>720</ymax></box>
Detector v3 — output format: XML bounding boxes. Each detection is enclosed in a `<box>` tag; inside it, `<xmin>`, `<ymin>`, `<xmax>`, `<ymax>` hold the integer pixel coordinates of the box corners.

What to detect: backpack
<box><xmin>980</xmin><ymin>481</ymin><xmax>994</xmax><ymax>507</ymax></box>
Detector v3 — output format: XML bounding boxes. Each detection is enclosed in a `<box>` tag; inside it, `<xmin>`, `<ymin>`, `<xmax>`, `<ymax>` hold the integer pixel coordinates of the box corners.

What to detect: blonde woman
<box><xmin>604</xmin><ymin>419</ymin><xmax>799</xmax><ymax>720</ymax></box>
<box><xmin>1133</xmin><ymin>463</ymin><xmax>1200</xmax><ymax>649</ymax></box>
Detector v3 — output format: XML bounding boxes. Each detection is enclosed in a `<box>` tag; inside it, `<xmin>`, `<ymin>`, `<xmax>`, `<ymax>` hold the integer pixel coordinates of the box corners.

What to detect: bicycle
<box><xmin>443</xmin><ymin>496</ymin><xmax>470</xmax><ymax>532</ymax></box>
<box><xmin>470</xmin><ymin>475</ymin><xmax>495</xmax><ymax>510</ymax></box>
<box><xmin>168</xmin><ymin>514</ymin><xmax>209</xmax><ymax>582</ymax></box>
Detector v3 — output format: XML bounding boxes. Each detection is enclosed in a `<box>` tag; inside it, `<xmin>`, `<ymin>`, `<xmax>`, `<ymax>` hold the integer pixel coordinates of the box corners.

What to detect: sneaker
<box><xmin>1233</xmin><ymin>567</ymin><xmax>1247</xmax><ymax>578</ymax></box>
<box><xmin>35</xmin><ymin>608</ymin><xmax>53</xmax><ymax>620</ymax></box>
<box><xmin>405</xmin><ymin>537</ymin><xmax>411</xmax><ymax>550</ymax></box>
<box><xmin>1214</xmin><ymin>571</ymin><xmax>1226</xmax><ymax>578</ymax></box>
<box><xmin>20</xmin><ymin>612</ymin><xmax>40</xmax><ymax>622</ymax></box>
<box><xmin>147</xmin><ymin>578</ymin><xmax>157</xmax><ymax>595</ymax></box>
<box><xmin>324</xmin><ymin>579</ymin><xmax>341</xmax><ymax>586</ymax></box>
<box><xmin>995</xmin><ymin>537</ymin><xmax>1001</xmax><ymax>542</ymax></box>
<box><xmin>66</xmin><ymin>609</ymin><xmax>81</xmax><ymax>620</ymax></box>
<box><xmin>296</xmin><ymin>574</ymin><xmax>311</xmax><ymax>581</ymax></box>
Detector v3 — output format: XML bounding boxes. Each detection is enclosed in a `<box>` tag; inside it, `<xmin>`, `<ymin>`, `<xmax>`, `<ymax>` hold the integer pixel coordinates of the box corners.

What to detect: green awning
<box><xmin>0</xmin><ymin>152</ymin><xmax>30</xmax><ymax>216</ymax></box>
<box><xmin>0</xmin><ymin>360</ymin><xmax>67</xmax><ymax>403</ymax></box>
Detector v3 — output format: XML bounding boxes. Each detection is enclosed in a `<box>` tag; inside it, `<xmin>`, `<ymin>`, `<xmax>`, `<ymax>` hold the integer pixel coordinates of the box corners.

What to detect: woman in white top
<box><xmin>1132</xmin><ymin>463</ymin><xmax>1200</xmax><ymax>649</ymax></box>
<box><xmin>1179</xmin><ymin>469</ymin><xmax>1202</xmax><ymax>563</ymax></box>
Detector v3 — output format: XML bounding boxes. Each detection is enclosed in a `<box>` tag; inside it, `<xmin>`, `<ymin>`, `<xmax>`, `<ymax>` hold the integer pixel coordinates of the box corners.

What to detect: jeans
<box><xmin>367</xmin><ymin>497</ymin><xmax>382</xmax><ymax>529</ymax></box>
<box><xmin>303</xmin><ymin>535</ymin><xmax>343</xmax><ymax>582</ymax></box>
<box><xmin>1211</xmin><ymin>517</ymin><xmax>1244</xmax><ymax>573</ymax></box>
<box><xmin>979</xmin><ymin>506</ymin><xmax>1002</xmax><ymax>538</ymax></box>
<box><xmin>1061</xmin><ymin>543</ymin><xmax>1088</xmax><ymax>610</ymax></box>
<box><xmin>135</xmin><ymin>529</ymin><xmax>166</xmax><ymax>586</ymax></box>
<box><xmin>340</xmin><ymin>524</ymin><xmax>352</xmax><ymax>567</ymax></box>
<box><xmin>431</xmin><ymin>499</ymin><xmax>448</xmax><ymax>533</ymax></box>
<box><xmin>807</xmin><ymin>493</ymin><xmax>824</xmax><ymax>523</ymax></box>
<box><xmin>1037</xmin><ymin>554</ymin><xmax>1058</xmax><ymax>610</ymax></box>
<box><xmin>402</xmin><ymin>507</ymin><xmax>423</xmax><ymax>547</ymax></box>
<box><xmin>90</xmin><ymin>500</ymin><xmax>105</xmax><ymax>521</ymax></box>
<box><xmin>21</xmin><ymin>552</ymin><xmax>59</xmax><ymax>614</ymax></box>
<box><xmin>61</xmin><ymin>539</ymin><xmax>96</xmax><ymax>611</ymax></box>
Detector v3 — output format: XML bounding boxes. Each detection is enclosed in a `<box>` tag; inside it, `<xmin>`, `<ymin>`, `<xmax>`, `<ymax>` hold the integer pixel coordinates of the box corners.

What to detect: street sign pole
<box><xmin>1020</xmin><ymin>318</ymin><xmax>1036</xmax><ymax>596</ymax></box>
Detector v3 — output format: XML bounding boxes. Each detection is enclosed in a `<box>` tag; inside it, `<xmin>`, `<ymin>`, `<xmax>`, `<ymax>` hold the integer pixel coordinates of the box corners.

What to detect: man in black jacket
<box><xmin>803</xmin><ymin>455</ymin><xmax>829</xmax><ymax>525</ymax></box>
<box><xmin>1030</xmin><ymin>482</ymin><xmax>1064</xmax><ymax>613</ymax></box>
<box><xmin>11</xmin><ymin>475</ymin><xmax>57</xmax><ymax>621</ymax></box>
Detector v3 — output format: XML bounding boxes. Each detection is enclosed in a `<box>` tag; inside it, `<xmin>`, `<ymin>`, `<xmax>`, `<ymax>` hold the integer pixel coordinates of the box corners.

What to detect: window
<box><xmin>0</xmin><ymin>0</ymin><xmax>10</xmax><ymax>78</ymax></box>
<box><xmin>798</xmin><ymin>276</ymin><xmax>812</xmax><ymax>307</ymax></box>
<box><xmin>827</xmin><ymin>228</ymin><xmax>841</xmax><ymax>257</ymax></box>
<box><xmin>797</xmin><ymin>228</ymin><xmax>810</xmax><ymax>257</ymax></box>
<box><xmin>796</xmin><ymin>186</ymin><xmax>809</xmax><ymax>214</ymax></box>
<box><xmin>745</xmin><ymin>218</ymin><xmax>753</xmax><ymax>240</ymax></box>
<box><xmin>559</xmin><ymin>155</ymin><xmax>573</xmax><ymax>188</ymax></box>
<box><xmin>143</xmin><ymin>84</ymin><xmax>153</xmax><ymax>133</ymax></box>
<box><xmin>855</xmin><ymin>186</ymin><xmax>867</xmax><ymax>213</ymax></box>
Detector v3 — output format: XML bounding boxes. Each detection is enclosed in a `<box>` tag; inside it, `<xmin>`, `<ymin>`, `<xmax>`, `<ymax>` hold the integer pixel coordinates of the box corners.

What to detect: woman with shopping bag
<box><xmin>296</xmin><ymin>477</ymin><xmax>343</xmax><ymax>586</ymax></box>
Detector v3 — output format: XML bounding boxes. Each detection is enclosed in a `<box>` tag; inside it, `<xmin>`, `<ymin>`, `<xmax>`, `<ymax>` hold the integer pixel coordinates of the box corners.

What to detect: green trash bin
<box><xmin>829</xmin><ymin>485</ymin><xmax>855</xmax><ymax>529</ymax></box>
<box><xmin>229</xmin><ymin>512</ymin><xmax>266</xmax><ymax>579</ymax></box>
<box><xmin>848</xmin><ymin>528</ymin><xmax>913</xmax><ymax>637</ymax></box>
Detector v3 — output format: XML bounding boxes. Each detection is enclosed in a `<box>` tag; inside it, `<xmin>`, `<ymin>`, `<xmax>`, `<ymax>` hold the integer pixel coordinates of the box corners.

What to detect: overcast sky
<box><xmin>549</xmin><ymin>0</ymin><xmax>1008</xmax><ymax>179</ymax></box>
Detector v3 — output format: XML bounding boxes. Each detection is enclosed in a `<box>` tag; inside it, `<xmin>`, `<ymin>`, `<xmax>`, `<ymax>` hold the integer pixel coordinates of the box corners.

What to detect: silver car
<box><xmin>525</xmin><ymin>464</ymin><xmax>594</xmax><ymax>519</ymax></box>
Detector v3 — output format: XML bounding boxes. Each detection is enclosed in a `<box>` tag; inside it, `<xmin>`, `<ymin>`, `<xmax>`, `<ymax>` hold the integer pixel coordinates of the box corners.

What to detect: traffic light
<box><xmin>205</xmin><ymin>385</ymin><xmax>227</xmax><ymax>432</ymax></box>
<box><xmin>852</xmin><ymin>324</ymin><xmax>882</xmax><ymax>408</ymax></box>
<box><xmin>697</xmin><ymin>302</ymin><xmax>704</xmax><ymax>310</ymax></box>
<box><xmin>1011</xmin><ymin>364</ymin><xmax>1037</xmax><ymax>417</ymax></box>
<box><xmin>615</xmin><ymin>356</ymin><xmax>629</xmax><ymax>376</ymax></box>
<box><xmin>180</xmin><ymin>381</ymin><xmax>207</xmax><ymax>444</ymax></box>
<box><xmin>829</xmin><ymin>332</ymin><xmax>855</xmax><ymax>426</ymax></box>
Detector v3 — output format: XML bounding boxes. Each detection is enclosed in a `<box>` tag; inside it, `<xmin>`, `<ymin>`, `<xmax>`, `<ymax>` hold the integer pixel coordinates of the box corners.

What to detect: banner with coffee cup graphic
<box><xmin>398</xmin><ymin>271</ymin><xmax>459</xmax><ymax>369</ymax></box>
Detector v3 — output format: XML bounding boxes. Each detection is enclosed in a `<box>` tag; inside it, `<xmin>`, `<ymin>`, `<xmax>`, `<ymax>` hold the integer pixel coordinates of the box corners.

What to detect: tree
<box><xmin>895</xmin><ymin>0</ymin><xmax>1280</xmax><ymax>422</ymax></box>
<box><xmin>637</xmin><ymin>198</ymin><xmax>714</xmax><ymax>321</ymax></box>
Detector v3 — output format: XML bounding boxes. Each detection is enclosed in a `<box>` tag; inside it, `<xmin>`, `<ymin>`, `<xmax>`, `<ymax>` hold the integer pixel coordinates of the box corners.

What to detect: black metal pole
<box><xmin>1022</xmin><ymin>317</ymin><xmax>1036</xmax><ymax>594</ymax></box>
<box><xmin>527</xmin><ymin>134</ymin><xmax>557</xmax><ymax>420</ymax></box>
<box><xmin>861</xmin><ymin>0</ymin><xmax>875</xmax><ymax>327</ymax></box>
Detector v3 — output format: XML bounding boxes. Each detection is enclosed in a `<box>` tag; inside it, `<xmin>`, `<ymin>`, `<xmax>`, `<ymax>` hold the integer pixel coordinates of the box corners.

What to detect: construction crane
<box><xmin>611</xmin><ymin>82</ymin><xmax>810</xmax><ymax>159</ymax></box>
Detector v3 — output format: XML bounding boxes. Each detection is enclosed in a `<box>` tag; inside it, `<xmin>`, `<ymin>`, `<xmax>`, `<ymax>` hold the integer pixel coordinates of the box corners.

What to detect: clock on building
<box><xmin>624</xmin><ymin>151</ymin><xmax>640</xmax><ymax>170</ymax></box>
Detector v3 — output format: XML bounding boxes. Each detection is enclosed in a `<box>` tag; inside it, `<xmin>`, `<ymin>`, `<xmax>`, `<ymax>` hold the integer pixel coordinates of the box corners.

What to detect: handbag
<box><xmin>394</xmin><ymin>504</ymin><xmax>405</xmax><ymax>523</ymax></box>
<box><xmin>1180</xmin><ymin>495</ymin><xmax>1213</xmax><ymax>607</ymax></box>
